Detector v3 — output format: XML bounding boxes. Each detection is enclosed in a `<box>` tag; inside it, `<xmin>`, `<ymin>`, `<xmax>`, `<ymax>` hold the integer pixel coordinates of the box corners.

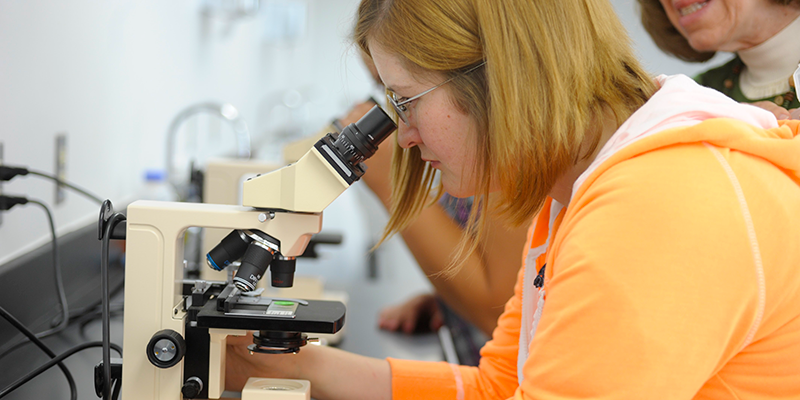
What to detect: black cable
<box><xmin>0</xmin><ymin>279</ymin><xmax>125</xmax><ymax>363</ymax></box>
<box><xmin>0</xmin><ymin>305</ymin><xmax>77</xmax><ymax>400</ymax></box>
<box><xmin>0</xmin><ymin>198</ymin><xmax>124</xmax><ymax>399</ymax></box>
<box><xmin>27</xmin><ymin>199</ymin><xmax>70</xmax><ymax>337</ymax></box>
<box><xmin>0</xmin><ymin>195</ymin><xmax>28</xmax><ymax>211</ymax></box>
<box><xmin>0</xmin><ymin>340</ymin><xmax>121</xmax><ymax>399</ymax></box>
<box><xmin>0</xmin><ymin>165</ymin><xmax>104</xmax><ymax>204</ymax></box>
<box><xmin>0</xmin><ymin>197</ymin><xmax>71</xmax><ymax>361</ymax></box>
<box><xmin>27</xmin><ymin>170</ymin><xmax>104</xmax><ymax>204</ymax></box>
<box><xmin>101</xmin><ymin>213</ymin><xmax>125</xmax><ymax>400</ymax></box>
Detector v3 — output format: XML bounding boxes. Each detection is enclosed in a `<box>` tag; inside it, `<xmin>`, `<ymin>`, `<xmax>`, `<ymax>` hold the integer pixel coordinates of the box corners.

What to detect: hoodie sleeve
<box><xmin>387</xmin><ymin>264</ymin><xmax>526</xmax><ymax>400</ymax></box>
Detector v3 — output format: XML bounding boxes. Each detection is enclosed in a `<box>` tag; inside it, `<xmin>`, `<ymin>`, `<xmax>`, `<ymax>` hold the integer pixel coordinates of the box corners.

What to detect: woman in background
<box><xmin>638</xmin><ymin>0</ymin><xmax>800</xmax><ymax>118</ymax></box>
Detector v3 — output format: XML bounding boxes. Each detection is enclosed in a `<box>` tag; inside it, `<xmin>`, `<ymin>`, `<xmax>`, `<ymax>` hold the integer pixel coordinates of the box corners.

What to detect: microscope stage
<box><xmin>195</xmin><ymin>298</ymin><xmax>345</xmax><ymax>334</ymax></box>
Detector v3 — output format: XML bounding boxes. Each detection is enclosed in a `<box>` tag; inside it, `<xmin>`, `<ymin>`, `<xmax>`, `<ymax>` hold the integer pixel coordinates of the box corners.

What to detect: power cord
<box><xmin>0</xmin><ymin>305</ymin><xmax>77</xmax><ymax>400</ymax></box>
<box><xmin>0</xmin><ymin>196</ymin><xmax>70</xmax><ymax>342</ymax></box>
<box><xmin>0</xmin><ymin>165</ymin><xmax>104</xmax><ymax>204</ymax></box>
<box><xmin>0</xmin><ymin>305</ymin><xmax>122</xmax><ymax>399</ymax></box>
<box><xmin>0</xmin><ymin>340</ymin><xmax>122</xmax><ymax>400</ymax></box>
<box><xmin>28</xmin><ymin>199</ymin><xmax>70</xmax><ymax>336</ymax></box>
<box><xmin>0</xmin><ymin>167</ymin><xmax>110</xmax><ymax>358</ymax></box>
<box><xmin>98</xmin><ymin>201</ymin><xmax>126</xmax><ymax>400</ymax></box>
<box><xmin>0</xmin><ymin>169</ymin><xmax>124</xmax><ymax>399</ymax></box>
<box><xmin>0</xmin><ymin>303</ymin><xmax>125</xmax><ymax>363</ymax></box>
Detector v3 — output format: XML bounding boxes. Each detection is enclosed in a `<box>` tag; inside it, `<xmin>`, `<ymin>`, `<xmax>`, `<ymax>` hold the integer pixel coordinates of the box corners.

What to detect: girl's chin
<box><xmin>441</xmin><ymin>182</ymin><xmax>475</xmax><ymax>199</ymax></box>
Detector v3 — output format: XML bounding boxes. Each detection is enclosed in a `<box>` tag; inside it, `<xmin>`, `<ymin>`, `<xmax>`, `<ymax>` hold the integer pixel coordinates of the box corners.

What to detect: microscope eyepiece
<box><xmin>313</xmin><ymin>105</ymin><xmax>396</xmax><ymax>185</ymax></box>
<box><xmin>332</xmin><ymin>105</ymin><xmax>395</xmax><ymax>166</ymax></box>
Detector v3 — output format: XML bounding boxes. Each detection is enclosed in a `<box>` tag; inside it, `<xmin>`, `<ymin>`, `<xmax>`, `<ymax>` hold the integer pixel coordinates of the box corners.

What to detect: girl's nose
<box><xmin>396</xmin><ymin>121</ymin><xmax>421</xmax><ymax>149</ymax></box>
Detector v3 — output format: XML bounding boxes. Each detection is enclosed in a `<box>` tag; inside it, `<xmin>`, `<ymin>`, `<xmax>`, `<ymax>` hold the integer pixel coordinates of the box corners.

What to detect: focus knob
<box><xmin>145</xmin><ymin>329</ymin><xmax>185</xmax><ymax>369</ymax></box>
<box><xmin>181</xmin><ymin>376</ymin><xmax>204</xmax><ymax>399</ymax></box>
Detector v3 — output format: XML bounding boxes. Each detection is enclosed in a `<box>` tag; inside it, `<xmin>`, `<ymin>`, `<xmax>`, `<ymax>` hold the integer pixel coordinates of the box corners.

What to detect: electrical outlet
<box><xmin>55</xmin><ymin>133</ymin><xmax>67</xmax><ymax>204</ymax></box>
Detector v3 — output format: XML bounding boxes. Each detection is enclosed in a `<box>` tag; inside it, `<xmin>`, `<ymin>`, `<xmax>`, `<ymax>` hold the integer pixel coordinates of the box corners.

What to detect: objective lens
<box><xmin>233</xmin><ymin>241</ymin><xmax>276</xmax><ymax>292</ymax></box>
<box><xmin>206</xmin><ymin>230</ymin><xmax>251</xmax><ymax>271</ymax></box>
<box><xmin>270</xmin><ymin>257</ymin><xmax>296</xmax><ymax>288</ymax></box>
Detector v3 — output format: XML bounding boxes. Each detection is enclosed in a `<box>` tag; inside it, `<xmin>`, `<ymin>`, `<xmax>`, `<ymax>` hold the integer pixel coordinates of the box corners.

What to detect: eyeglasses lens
<box><xmin>387</xmin><ymin>93</ymin><xmax>410</xmax><ymax>125</ymax></box>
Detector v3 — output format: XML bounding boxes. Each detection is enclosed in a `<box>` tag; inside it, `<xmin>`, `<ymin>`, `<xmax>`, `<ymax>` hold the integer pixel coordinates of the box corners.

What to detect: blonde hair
<box><xmin>356</xmin><ymin>0</ymin><xmax>656</xmax><ymax>269</ymax></box>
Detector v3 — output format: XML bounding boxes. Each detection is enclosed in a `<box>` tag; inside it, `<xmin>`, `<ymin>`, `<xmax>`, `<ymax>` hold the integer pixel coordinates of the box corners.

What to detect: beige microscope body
<box><xmin>201</xmin><ymin>158</ymin><xmax>349</xmax><ymax>345</ymax></box>
<box><xmin>119</xmin><ymin>105</ymin><xmax>395</xmax><ymax>400</ymax></box>
<box><xmin>201</xmin><ymin>158</ymin><xmax>281</xmax><ymax>283</ymax></box>
<box><xmin>121</xmin><ymin>201</ymin><xmax>322</xmax><ymax>399</ymax></box>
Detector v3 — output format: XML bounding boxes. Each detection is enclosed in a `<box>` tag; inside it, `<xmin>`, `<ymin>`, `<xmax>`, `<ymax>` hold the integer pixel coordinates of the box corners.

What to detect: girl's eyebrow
<box><xmin>385</xmin><ymin>84</ymin><xmax>411</xmax><ymax>92</ymax></box>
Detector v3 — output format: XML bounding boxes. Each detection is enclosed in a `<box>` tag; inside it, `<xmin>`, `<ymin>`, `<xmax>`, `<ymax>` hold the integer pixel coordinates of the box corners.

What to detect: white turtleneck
<box><xmin>738</xmin><ymin>15</ymin><xmax>800</xmax><ymax>100</ymax></box>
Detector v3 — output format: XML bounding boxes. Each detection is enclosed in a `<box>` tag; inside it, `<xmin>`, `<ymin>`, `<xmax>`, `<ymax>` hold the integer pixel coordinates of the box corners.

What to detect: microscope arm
<box><xmin>242</xmin><ymin>105</ymin><xmax>396</xmax><ymax>213</ymax></box>
<box><xmin>242</xmin><ymin>141</ymin><xmax>350</xmax><ymax>213</ymax></box>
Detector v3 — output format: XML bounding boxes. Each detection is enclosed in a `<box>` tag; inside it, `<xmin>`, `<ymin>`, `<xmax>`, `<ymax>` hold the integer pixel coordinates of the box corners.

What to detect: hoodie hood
<box><xmin>572</xmin><ymin>74</ymin><xmax>800</xmax><ymax>201</ymax></box>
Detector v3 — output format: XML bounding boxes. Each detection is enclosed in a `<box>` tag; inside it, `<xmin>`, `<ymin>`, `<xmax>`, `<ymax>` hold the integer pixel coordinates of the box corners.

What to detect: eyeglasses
<box><xmin>386</xmin><ymin>61</ymin><xmax>486</xmax><ymax>126</ymax></box>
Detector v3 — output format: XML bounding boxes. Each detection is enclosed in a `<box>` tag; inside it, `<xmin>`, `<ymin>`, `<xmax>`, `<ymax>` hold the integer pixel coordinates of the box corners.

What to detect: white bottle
<box><xmin>142</xmin><ymin>169</ymin><xmax>178</xmax><ymax>201</ymax></box>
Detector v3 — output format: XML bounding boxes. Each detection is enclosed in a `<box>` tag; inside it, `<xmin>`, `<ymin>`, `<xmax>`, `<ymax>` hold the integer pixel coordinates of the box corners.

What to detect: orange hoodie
<box><xmin>387</xmin><ymin>75</ymin><xmax>800</xmax><ymax>399</ymax></box>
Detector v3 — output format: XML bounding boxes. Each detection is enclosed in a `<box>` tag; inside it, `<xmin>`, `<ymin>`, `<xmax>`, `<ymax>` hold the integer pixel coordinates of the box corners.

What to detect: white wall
<box><xmin>0</xmin><ymin>0</ymin><xmax>735</xmax><ymax>267</ymax></box>
<box><xmin>0</xmin><ymin>0</ymin><xmax>374</xmax><ymax>266</ymax></box>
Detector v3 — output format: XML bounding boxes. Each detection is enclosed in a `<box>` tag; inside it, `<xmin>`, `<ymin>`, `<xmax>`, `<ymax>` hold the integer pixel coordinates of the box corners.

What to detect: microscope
<box><xmin>200</xmin><ymin>158</ymin><xmax>350</xmax><ymax>346</ymax></box>
<box><xmin>118</xmin><ymin>106</ymin><xmax>395</xmax><ymax>400</ymax></box>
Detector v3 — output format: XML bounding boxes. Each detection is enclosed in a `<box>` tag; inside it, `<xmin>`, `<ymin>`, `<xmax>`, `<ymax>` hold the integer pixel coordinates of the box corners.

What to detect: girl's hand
<box><xmin>378</xmin><ymin>293</ymin><xmax>443</xmax><ymax>334</ymax></box>
<box><xmin>225</xmin><ymin>332</ymin><xmax>301</xmax><ymax>391</ymax></box>
<box><xmin>749</xmin><ymin>101</ymin><xmax>799</xmax><ymax>120</ymax></box>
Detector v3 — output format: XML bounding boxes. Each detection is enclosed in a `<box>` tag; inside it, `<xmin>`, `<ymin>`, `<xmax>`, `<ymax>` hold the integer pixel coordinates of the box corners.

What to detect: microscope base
<box><xmin>241</xmin><ymin>378</ymin><xmax>311</xmax><ymax>400</ymax></box>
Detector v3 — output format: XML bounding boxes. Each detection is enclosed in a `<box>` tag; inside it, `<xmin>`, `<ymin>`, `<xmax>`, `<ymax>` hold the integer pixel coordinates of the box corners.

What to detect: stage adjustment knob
<box><xmin>145</xmin><ymin>329</ymin><xmax>186</xmax><ymax>368</ymax></box>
